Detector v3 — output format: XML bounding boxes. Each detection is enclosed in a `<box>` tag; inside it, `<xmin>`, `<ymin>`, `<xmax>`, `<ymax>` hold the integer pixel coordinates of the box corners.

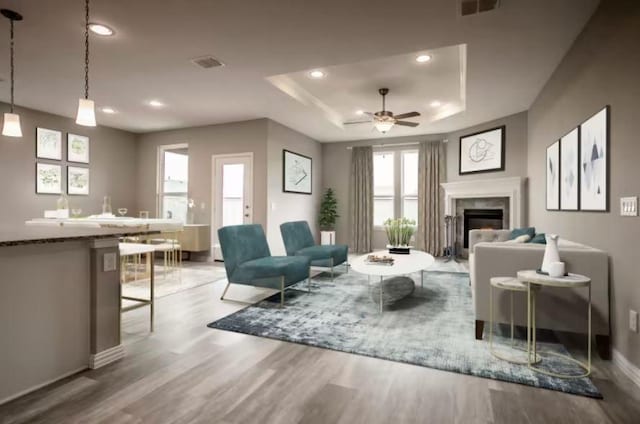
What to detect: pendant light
<box><xmin>1</xmin><ymin>9</ymin><xmax>23</xmax><ymax>138</ymax></box>
<box><xmin>76</xmin><ymin>0</ymin><xmax>96</xmax><ymax>127</ymax></box>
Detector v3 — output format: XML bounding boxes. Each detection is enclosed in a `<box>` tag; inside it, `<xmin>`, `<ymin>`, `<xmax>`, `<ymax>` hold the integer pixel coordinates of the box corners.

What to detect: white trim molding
<box><xmin>613</xmin><ymin>349</ymin><xmax>640</xmax><ymax>388</ymax></box>
<box><xmin>89</xmin><ymin>344</ymin><xmax>125</xmax><ymax>369</ymax></box>
<box><xmin>441</xmin><ymin>177</ymin><xmax>526</xmax><ymax>229</ymax></box>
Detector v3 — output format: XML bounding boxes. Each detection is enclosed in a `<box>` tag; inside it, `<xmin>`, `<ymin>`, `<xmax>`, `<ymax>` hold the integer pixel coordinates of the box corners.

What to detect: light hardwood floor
<box><xmin>1</xmin><ymin>263</ymin><xmax>639</xmax><ymax>424</ymax></box>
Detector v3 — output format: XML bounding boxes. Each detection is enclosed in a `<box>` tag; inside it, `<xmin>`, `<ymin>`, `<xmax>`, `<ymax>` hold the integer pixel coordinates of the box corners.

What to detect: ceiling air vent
<box><xmin>191</xmin><ymin>55</ymin><xmax>225</xmax><ymax>69</ymax></box>
<box><xmin>460</xmin><ymin>0</ymin><xmax>500</xmax><ymax>16</ymax></box>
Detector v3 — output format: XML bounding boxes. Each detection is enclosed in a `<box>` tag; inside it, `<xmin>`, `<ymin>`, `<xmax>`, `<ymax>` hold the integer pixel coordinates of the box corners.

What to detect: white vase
<box><xmin>541</xmin><ymin>234</ymin><xmax>560</xmax><ymax>273</ymax></box>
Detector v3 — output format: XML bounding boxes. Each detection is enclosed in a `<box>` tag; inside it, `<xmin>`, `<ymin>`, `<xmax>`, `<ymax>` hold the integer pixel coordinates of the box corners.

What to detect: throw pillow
<box><xmin>505</xmin><ymin>234</ymin><xmax>531</xmax><ymax>243</ymax></box>
<box><xmin>509</xmin><ymin>227</ymin><xmax>536</xmax><ymax>240</ymax></box>
<box><xmin>530</xmin><ymin>233</ymin><xmax>546</xmax><ymax>244</ymax></box>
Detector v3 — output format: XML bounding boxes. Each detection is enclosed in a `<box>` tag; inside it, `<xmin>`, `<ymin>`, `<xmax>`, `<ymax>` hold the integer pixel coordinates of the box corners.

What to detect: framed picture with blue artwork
<box><xmin>546</xmin><ymin>140</ymin><xmax>560</xmax><ymax>211</ymax></box>
<box><xmin>560</xmin><ymin>127</ymin><xmax>580</xmax><ymax>211</ymax></box>
<box><xmin>579</xmin><ymin>106</ymin><xmax>609</xmax><ymax>212</ymax></box>
<box><xmin>458</xmin><ymin>126</ymin><xmax>505</xmax><ymax>175</ymax></box>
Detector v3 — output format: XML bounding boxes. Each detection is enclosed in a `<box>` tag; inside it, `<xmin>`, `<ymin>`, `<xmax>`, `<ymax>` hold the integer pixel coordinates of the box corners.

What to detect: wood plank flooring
<box><xmin>1</xmin><ymin>262</ymin><xmax>639</xmax><ymax>424</ymax></box>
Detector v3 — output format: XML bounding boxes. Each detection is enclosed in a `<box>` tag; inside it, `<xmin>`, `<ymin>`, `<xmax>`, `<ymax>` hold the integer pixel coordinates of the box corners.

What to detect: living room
<box><xmin>0</xmin><ymin>0</ymin><xmax>639</xmax><ymax>423</ymax></box>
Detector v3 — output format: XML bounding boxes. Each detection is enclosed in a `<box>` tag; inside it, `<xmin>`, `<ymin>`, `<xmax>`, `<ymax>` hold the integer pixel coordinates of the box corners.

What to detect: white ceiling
<box><xmin>0</xmin><ymin>0</ymin><xmax>599</xmax><ymax>142</ymax></box>
<box><xmin>267</xmin><ymin>44</ymin><xmax>467</xmax><ymax>137</ymax></box>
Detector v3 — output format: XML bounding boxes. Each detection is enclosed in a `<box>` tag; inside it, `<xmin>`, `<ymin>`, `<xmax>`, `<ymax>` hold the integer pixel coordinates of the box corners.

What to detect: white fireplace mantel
<box><xmin>441</xmin><ymin>177</ymin><xmax>527</xmax><ymax>229</ymax></box>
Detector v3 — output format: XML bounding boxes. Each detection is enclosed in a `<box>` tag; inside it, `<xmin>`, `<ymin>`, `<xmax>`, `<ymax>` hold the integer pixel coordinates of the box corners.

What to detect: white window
<box><xmin>373</xmin><ymin>149</ymin><xmax>419</xmax><ymax>226</ymax></box>
<box><xmin>401</xmin><ymin>151</ymin><xmax>419</xmax><ymax>223</ymax></box>
<box><xmin>158</xmin><ymin>145</ymin><xmax>189</xmax><ymax>222</ymax></box>
<box><xmin>373</xmin><ymin>152</ymin><xmax>394</xmax><ymax>226</ymax></box>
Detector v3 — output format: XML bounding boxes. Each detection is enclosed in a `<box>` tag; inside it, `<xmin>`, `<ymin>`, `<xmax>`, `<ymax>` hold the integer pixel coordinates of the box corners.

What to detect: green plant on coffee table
<box><xmin>384</xmin><ymin>217</ymin><xmax>416</xmax><ymax>247</ymax></box>
<box><xmin>319</xmin><ymin>188</ymin><xmax>339</xmax><ymax>231</ymax></box>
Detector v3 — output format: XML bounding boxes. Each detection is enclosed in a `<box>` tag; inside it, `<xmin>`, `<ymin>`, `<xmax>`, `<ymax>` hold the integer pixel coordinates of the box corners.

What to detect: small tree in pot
<box><xmin>319</xmin><ymin>188</ymin><xmax>339</xmax><ymax>245</ymax></box>
<box><xmin>319</xmin><ymin>188</ymin><xmax>339</xmax><ymax>231</ymax></box>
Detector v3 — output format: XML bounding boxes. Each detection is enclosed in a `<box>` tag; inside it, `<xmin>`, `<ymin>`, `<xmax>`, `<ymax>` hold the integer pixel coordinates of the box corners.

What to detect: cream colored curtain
<box><xmin>416</xmin><ymin>141</ymin><xmax>444</xmax><ymax>256</ymax></box>
<box><xmin>349</xmin><ymin>146</ymin><xmax>373</xmax><ymax>253</ymax></box>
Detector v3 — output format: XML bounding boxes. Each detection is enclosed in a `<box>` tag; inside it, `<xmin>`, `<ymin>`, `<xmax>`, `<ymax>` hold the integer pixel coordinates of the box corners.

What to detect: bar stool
<box><xmin>489</xmin><ymin>277</ymin><xmax>541</xmax><ymax>364</ymax></box>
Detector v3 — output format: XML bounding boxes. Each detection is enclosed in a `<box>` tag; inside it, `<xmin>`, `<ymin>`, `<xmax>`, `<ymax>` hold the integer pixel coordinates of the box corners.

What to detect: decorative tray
<box><xmin>365</xmin><ymin>255</ymin><xmax>395</xmax><ymax>266</ymax></box>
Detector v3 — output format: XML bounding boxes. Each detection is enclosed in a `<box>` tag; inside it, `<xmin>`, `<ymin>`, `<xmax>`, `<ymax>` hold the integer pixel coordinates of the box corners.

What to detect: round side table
<box><xmin>517</xmin><ymin>270</ymin><xmax>592</xmax><ymax>379</ymax></box>
<box><xmin>489</xmin><ymin>277</ymin><xmax>541</xmax><ymax>364</ymax></box>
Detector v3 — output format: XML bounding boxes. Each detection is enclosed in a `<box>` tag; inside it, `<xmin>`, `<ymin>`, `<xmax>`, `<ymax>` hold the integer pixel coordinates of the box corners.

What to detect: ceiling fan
<box><xmin>345</xmin><ymin>88</ymin><xmax>421</xmax><ymax>133</ymax></box>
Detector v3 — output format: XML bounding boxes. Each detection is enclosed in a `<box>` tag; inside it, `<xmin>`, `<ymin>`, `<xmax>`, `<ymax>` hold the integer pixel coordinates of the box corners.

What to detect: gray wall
<box><xmin>266</xmin><ymin>121</ymin><xmax>322</xmax><ymax>255</ymax></box>
<box><xmin>322</xmin><ymin>112</ymin><xmax>528</xmax><ymax>248</ymax></box>
<box><xmin>0</xmin><ymin>103</ymin><xmax>138</xmax><ymax>228</ymax></box>
<box><xmin>135</xmin><ymin>119</ymin><xmax>269</xmax><ymax>230</ymax></box>
<box><xmin>527</xmin><ymin>0</ymin><xmax>640</xmax><ymax>367</ymax></box>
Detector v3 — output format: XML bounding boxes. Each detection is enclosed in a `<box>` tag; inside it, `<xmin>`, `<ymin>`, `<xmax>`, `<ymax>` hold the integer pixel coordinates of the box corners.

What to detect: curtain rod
<box><xmin>346</xmin><ymin>141</ymin><xmax>421</xmax><ymax>150</ymax></box>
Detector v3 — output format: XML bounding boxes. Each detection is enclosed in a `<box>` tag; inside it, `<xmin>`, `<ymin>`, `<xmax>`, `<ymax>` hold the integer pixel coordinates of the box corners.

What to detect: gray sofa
<box><xmin>469</xmin><ymin>229</ymin><xmax>610</xmax><ymax>358</ymax></box>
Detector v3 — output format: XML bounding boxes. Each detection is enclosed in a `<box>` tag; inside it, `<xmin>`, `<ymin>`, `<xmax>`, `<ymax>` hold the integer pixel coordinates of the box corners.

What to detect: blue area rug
<box><xmin>208</xmin><ymin>270</ymin><xmax>601</xmax><ymax>398</ymax></box>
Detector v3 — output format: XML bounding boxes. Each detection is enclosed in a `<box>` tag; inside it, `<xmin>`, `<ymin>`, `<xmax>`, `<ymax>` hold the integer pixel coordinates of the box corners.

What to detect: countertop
<box><xmin>0</xmin><ymin>219</ymin><xmax>183</xmax><ymax>247</ymax></box>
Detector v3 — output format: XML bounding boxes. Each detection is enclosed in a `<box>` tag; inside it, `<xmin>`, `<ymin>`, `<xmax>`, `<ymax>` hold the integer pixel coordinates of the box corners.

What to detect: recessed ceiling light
<box><xmin>309</xmin><ymin>70</ymin><xmax>325</xmax><ymax>79</ymax></box>
<box><xmin>148</xmin><ymin>100</ymin><xmax>164</xmax><ymax>108</ymax></box>
<box><xmin>356</xmin><ymin>110</ymin><xmax>364</xmax><ymax>116</ymax></box>
<box><xmin>430</xmin><ymin>101</ymin><xmax>442</xmax><ymax>107</ymax></box>
<box><xmin>88</xmin><ymin>23</ymin><xmax>114</xmax><ymax>36</ymax></box>
<box><xmin>416</xmin><ymin>54</ymin><xmax>432</xmax><ymax>63</ymax></box>
<box><xmin>101</xmin><ymin>107</ymin><xmax>116</xmax><ymax>114</ymax></box>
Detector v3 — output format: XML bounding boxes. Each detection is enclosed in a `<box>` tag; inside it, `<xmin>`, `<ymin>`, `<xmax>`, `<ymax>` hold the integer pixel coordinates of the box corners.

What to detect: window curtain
<box><xmin>349</xmin><ymin>146</ymin><xmax>373</xmax><ymax>253</ymax></box>
<box><xmin>416</xmin><ymin>141</ymin><xmax>444</xmax><ymax>256</ymax></box>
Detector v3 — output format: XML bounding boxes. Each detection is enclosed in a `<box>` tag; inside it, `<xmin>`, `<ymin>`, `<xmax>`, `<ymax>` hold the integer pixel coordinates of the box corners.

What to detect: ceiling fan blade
<box><xmin>343</xmin><ymin>120</ymin><xmax>371</xmax><ymax>125</ymax></box>
<box><xmin>395</xmin><ymin>121</ymin><xmax>420</xmax><ymax>127</ymax></box>
<box><xmin>393</xmin><ymin>112</ymin><xmax>420</xmax><ymax>120</ymax></box>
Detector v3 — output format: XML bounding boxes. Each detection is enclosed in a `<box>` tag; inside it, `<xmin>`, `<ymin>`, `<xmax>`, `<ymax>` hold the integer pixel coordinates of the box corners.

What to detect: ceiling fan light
<box><xmin>76</xmin><ymin>98</ymin><xmax>97</xmax><ymax>127</ymax></box>
<box><xmin>374</xmin><ymin>121</ymin><xmax>394</xmax><ymax>133</ymax></box>
<box><xmin>2</xmin><ymin>112</ymin><xmax>22</xmax><ymax>137</ymax></box>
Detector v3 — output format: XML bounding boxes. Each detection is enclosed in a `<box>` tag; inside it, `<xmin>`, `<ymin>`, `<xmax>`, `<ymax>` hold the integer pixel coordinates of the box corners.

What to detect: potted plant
<box><xmin>319</xmin><ymin>188</ymin><xmax>339</xmax><ymax>245</ymax></box>
<box><xmin>384</xmin><ymin>217</ymin><xmax>416</xmax><ymax>254</ymax></box>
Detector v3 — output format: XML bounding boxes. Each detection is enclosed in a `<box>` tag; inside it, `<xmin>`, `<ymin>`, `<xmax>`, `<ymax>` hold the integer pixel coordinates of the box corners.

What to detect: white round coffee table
<box><xmin>351</xmin><ymin>250</ymin><xmax>435</xmax><ymax>313</ymax></box>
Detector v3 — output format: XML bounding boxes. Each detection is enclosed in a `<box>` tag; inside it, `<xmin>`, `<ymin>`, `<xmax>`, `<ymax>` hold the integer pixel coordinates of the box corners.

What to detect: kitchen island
<box><xmin>0</xmin><ymin>219</ymin><xmax>181</xmax><ymax>404</ymax></box>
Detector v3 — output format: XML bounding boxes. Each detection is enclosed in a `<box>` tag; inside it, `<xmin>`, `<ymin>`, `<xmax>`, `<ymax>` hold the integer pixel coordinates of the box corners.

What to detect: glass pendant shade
<box><xmin>76</xmin><ymin>98</ymin><xmax>96</xmax><ymax>126</ymax></box>
<box><xmin>2</xmin><ymin>112</ymin><xmax>22</xmax><ymax>137</ymax></box>
<box><xmin>374</xmin><ymin>120</ymin><xmax>394</xmax><ymax>133</ymax></box>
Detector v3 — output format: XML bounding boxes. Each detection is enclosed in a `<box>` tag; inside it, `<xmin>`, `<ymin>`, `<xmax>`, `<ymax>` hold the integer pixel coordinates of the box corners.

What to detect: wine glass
<box><xmin>71</xmin><ymin>208</ymin><xmax>83</xmax><ymax>218</ymax></box>
<box><xmin>117</xmin><ymin>208</ymin><xmax>128</xmax><ymax>217</ymax></box>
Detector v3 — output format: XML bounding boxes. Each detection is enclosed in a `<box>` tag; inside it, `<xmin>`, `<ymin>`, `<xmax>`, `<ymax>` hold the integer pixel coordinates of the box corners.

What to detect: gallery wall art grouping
<box><xmin>35</xmin><ymin>127</ymin><xmax>90</xmax><ymax>195</ymax></box>
<box><xmin>546</xmin><ymin>106</ymin><xmax>609</xmax><ymax>212</ymax></box>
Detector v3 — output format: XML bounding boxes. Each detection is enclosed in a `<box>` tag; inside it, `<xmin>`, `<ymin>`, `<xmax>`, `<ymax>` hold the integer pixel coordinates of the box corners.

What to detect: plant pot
<box><xmin>387</xmin><ymin>245</ymin><xmax>412</xmax><ymax>255</ymax></box>
<box><xmin>320</xmin><ymin>231</ymin><xmax>336</xmax><ymax>245</ymax></box>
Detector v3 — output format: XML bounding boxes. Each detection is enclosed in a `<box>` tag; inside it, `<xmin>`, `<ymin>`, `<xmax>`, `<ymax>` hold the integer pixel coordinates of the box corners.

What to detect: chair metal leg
<box><xmin>330</xmin><ymin>257</ymin><xmax>334</xmax><ymax>281</ymax></box>
<box><xmin>280</xmin><ymin>276</ymin><xmax>285</xmax><ymax>307</ymax></box>
<box><xmin>308</xmin><ymin>267</ymin><xmax>311</xmax><ymax>293</ymax></box>
<box><xmin>220</xmin><ymin>282</ymin><xmax>231</xmax><ymax>300</ymax></box>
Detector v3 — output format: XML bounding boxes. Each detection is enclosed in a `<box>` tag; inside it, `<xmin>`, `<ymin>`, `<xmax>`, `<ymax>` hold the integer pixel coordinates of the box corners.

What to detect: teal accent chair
<box><xmin>218</xmin><ymin>224</ymin><xmax>311</xmax><ymax>306</ymax></box>
<box><xmin>280</xmin><ymin>221</ymin><xmax>348</xmax><ymax>280</ymax></box>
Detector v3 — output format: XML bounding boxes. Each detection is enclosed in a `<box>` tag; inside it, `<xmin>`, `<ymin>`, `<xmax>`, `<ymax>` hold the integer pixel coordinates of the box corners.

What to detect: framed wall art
<box><xmin>560</xmin><ymin>127</ymin><xmax>580</xmax><ymax>211</ymax></box>
<box><xmin>36</xmin><ymin>163</ymin><xmax>62</xmax><ymax>194</ymax></box>
<box><xmin>67</xmin><ymin>166</ymin><xmax>90</xmax><ymax>195</ymax></box>
<box><xmin>36</xmin><ymin>127</ymin><xmax>62</xmax><ymax>160</ymax></box>
<box><xmin>283</xmin><ymin>149</ymin><xmax>312</xmax><ymax>194</ymax></box>
<box><xmin>67</xmin><ymin>133</ymin><xmax>90</xmax><ymax>163</ymax></box>
<box><xmin>579</xmin><ymin>106</ymin><xmax>609</xmax><ymax>211</ymax></box>
<box><xmin>546</xmin><ymin>140</ymin><xmax>560</xmax><ymax>211</ymax></box>
<box><xmin>459</xmin><ymin>126</ymin><xmax>505</xmax><ymax>175</ymax></box>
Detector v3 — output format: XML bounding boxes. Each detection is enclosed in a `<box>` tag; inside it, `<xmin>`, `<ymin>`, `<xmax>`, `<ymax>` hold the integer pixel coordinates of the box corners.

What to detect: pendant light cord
<box><xmin>9</xmin><ymin>18</ymin><xmax>14</xmax><ymax>112</ymax></box>
<box><xmin>83</xmin><ymin>0</ymin><xmax>90</xmax><ymax>100</ymax></box>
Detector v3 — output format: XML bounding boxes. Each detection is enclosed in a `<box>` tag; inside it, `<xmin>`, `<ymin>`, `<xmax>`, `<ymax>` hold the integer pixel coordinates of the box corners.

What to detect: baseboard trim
<box><xmin>0</xmin><ymin>366</ymin><xmax>87</xmax><ymax>406</ymax></box>
<box><xmin>89</xmin><ymin>344</ymin><xmax>125</xmax><ymax>369</ymax></box>
<box><xmin>612</xmin><ymin>348</ymin><xmax>640</xmax><ymax>388</ymax></box>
